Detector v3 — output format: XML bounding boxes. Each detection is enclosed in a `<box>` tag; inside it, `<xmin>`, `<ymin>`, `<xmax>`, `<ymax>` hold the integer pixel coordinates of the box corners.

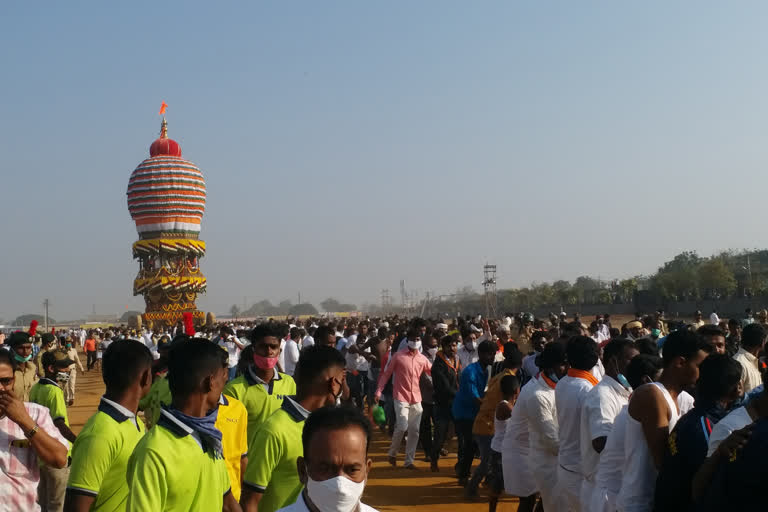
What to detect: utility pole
<box><xmin>298</xmin><ymin>292</ymin><xmax>301</xmax><ymax>305</ymax></box>
<box><xmin>43</xmin><ymin>298</ymin><xmax>50</xmax><ymax>331</ymax></box>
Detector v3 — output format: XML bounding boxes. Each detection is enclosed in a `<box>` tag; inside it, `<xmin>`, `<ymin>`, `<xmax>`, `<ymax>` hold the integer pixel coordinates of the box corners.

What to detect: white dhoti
<box><xmin>557</xmin><ymin>465</ymin><xmax>583</xmax><ymax>512</ymax></box>
<box><xmin>581</xmin><ymin>477</ymin><xmax>596</xmax><ymax>512</ymax></box>
<box><xmin>530</xmin><ymin>453</ymin><xmax>560</xmax><ymax>512</ymax></box>
<box><xmin>502</xmin><ymin>447</ymin><xmax>536</xmax><ymax>497</ymax></box>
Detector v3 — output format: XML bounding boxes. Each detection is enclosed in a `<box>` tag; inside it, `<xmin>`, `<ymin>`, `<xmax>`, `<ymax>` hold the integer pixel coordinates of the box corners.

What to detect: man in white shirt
<box><xmin>457</xmin><ymin>333</ymin><xmax>480</xmax><ymax>371</ymax></box>
<box><xmin>579</xmin><ymin>339</ymin><xmax>638</xmax><ymax>510</ymax></box>
<box><xmin>215</xmin><ymin>326</ymin><xmax>245</xmax><ymax>380</ymax></box>
<box><xmin>556</xmin><ymin>335</ymin><xmax>601</xmax><ymax>512</ymax></box>
<box><xmin>732</xmin><ymin>323</ymin><xmax>765</xmax><ymax>393</ymax></box>
<box><xmin>616</xmin><ymin>330</ymin><xmax>710</xmax><ymax>512</ymax></box>
<box><xmin>301</xmin><ymin>327</ymin><xmax>315</xmax><ymax>349</ymax></box>
<box><xmin>282</xmin><ymin>327</ymin><xmax>301</xmax><ymax>376</ymax></box>
<box><xmin>709</xmin><ymin>309</ymin><xmax>720</xmax><ymax>325</ymax></box>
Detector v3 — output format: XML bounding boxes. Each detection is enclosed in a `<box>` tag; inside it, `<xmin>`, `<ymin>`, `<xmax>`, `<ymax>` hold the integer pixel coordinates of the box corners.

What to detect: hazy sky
<box><xmin>2</xmin><ymin>2</ymin><xmax>768</xmax><ymax>321</ymax></box>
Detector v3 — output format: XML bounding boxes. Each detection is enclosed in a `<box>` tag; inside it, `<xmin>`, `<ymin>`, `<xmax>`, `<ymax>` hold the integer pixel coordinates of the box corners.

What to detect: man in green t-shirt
<box><xmin>126</xmin><ymin>339</ymin><xmax>240</xmax><ymax>511</ymax></box>
<box><xmin>224</xmin><ymin>324</ymin><xmax>296</xmax><ymax>444</ymax></box>
<box><xmin>241</xmin><ymin>345</ymin><xmax>346</xmax><ymax>512</ymax></box>
<box><xmin>64</xmin><ymin>339</ymin><xmax>153</xmax><ymax>512</ymax></box>
<box><xmin>30</xmin><ymin>349</ymin><xmax>79</xmax><ymax>512</ymax></box>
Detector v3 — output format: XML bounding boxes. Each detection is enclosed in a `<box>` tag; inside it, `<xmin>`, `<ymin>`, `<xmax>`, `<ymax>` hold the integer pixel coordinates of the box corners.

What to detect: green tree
<box><xmin>13</xmin><ymin>314</ymin><xmax>54</xmax><ymax>326</ymax></box>
<box><xmin>698</xmin><ymin>259</ymin><xmax>737</xmax><ymax>298</ymax></box>
<box><xmin>288</xmin><ymin>303</ymin><xmax>319</xmax><ymax>316</ymax></box>
<box><xmin>120</xmin><ymin>310</ymin><xmax>143</xmax><ymax>323</ymax></box>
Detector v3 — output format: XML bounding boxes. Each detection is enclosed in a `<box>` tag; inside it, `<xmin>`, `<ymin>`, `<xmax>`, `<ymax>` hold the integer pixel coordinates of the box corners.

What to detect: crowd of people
<box><xmin>1</xmin><ymin>308</ymin><xmax>768</xmax><ymax>511</ymax></box>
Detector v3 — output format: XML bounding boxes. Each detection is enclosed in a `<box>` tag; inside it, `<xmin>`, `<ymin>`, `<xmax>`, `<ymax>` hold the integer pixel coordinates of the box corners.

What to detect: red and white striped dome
<box><xmin>127</xmin><ymin>120</ymin><xmax>206</xmax><ymax>236</ymax></box>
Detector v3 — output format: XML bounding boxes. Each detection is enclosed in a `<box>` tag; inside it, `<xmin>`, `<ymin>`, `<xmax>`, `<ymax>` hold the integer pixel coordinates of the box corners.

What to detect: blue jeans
<box><xmin>467</xmin><ymin>434</ymin><xmax>494</xmax><ymax>494</ymax></box>
<box><xmin>228</xmin><ymin>366</ymin><xmax>237</xmax><ymax>381</ymax></box>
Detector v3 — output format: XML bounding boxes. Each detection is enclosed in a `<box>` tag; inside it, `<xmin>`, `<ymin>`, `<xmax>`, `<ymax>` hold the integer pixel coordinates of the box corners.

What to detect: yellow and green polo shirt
<box><xmin>29</xmin><ymin>377</ymin><xmax>70</xmax><ymax>453</ymax></box>
<box><xmin>223</xmin><ymin>366</ymin><xmax>295</xmax><ymax>445</ymax></box>
<box><xmin>242</xmin><ymin>397</ymin><xmax>309</xmax><ymax>512</ymax></box>
<box><xmin>126</xmin><ymin>409</ymin><xmax>231</xmax><ymax>512</ymax></box>
<box><xmin>67</xmin><ymin>397</ymin><xmax>145</xmax><ymax>511</ymax></box>
<box><xmin>141</xmin><ymin>374</ymin><xmax>172</xmax><ymax>429</ymax></box>
<box><xmin>216</xmin><ymin>394</ymin><xmax>248</xmax><ymax>501</ymax></box>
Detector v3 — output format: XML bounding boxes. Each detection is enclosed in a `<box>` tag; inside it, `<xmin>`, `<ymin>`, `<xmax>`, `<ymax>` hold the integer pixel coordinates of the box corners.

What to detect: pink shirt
<box><xmin>375</xmin><ymin>349</ymin><xmax>432</xmax><ymax>405</ymax></box>
<box><xmin>0</xmin><ymin>402</ymin><xmax>68</xmax><ymax>512</ymax></box>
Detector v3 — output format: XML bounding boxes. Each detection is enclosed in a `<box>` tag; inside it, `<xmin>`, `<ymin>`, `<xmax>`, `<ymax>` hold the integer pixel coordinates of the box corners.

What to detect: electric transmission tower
<box><xmin>483</xmin><ymin>264</ymin><xmax>498</xmax><ymax>319</ymax></box>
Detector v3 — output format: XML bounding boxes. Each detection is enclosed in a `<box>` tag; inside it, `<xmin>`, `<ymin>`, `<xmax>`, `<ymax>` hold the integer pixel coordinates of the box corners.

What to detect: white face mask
<box><xmin>407</xmin><ymin>340</ymin><xmax>422</xmax><ymax>351</ymax></box>
<box><xmin>306</xmin><ymin>475</ymin><xmax>365</xmax><ymax>512</ymax></box>
<box><xmin>427</xmin><ymin>347</ymin><xmax>438</xmax><ymax>357</ymax></box>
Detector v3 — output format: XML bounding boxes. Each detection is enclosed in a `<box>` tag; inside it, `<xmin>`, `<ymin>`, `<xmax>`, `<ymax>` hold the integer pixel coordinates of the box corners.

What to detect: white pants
<box><xmin>581</xmin><ymin>477</ymin><xmax>596</xmax><ymax>512</ymax></box>
<box><xmin>530</xmin><ymin>452</ymin><xmax>559</xmax><ymax>511</ymax></box>
<box><xmin>590</xmin><ymin>485</ymin><xmax>616</xmax><ymax>512</ymax></box>
<box><xmin>557</xmin><ymin>465</ymin><xmax>583</xmax><ymax>512</ymax></box>
<box><xmin>388</xmin><ymin>400</ymin><xmax>422</xmax><ymax>466</ymax></box>
<box><xmin>64</xmin><ymin>370</ymin><xmax>76</xmax><ymax>402</ymax></box>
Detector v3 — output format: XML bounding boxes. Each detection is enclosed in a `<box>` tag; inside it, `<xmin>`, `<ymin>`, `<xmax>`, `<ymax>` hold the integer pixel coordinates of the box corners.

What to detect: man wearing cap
<box><xmin>9</xmin><ymin>331</ymin><xmax>39</xmax><ymax>401</ymax></box>
<box><xmin>35</xmin><ymin>333</ymin><xmax>58</xmax><ymax>378</ymax></box>
<box><xmin>30</xmin><ymin>350</ymin><xmax>78</xmax><ymax>512</ymax></box>
<box><xmin>625</xmin><ymin>320</ymin><xmax>644</xmax><ymax>342</ymax></box>
<box><xmin>514</xmin><ymin>314</ymin><xmax>535</xmax><ymax>355</ymax></box>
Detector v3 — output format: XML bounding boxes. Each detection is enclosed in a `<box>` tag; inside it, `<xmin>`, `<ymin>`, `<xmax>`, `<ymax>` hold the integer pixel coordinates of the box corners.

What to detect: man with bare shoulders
<box><xmin>616</xmin><ymin>329</ymin><xmax>710</xmax><ymax>512</ymax></box>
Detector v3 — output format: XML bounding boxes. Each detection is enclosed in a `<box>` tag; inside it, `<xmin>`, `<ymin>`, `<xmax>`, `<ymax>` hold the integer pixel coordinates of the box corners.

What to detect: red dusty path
<box><xmin>67</xmin><ymin>351</ymin><xmax>519</xmax><ymax>512</ymax></box>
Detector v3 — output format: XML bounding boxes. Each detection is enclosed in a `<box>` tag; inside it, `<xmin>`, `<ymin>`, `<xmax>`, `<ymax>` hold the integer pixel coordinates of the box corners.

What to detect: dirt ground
<box><xmin>68</xmin><ymin>351</ymin><xmax>517</xmax><ymax>512</ymax></box>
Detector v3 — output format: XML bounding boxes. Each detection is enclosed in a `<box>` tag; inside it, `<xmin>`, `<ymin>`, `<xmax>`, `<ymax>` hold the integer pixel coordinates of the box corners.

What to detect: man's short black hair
<box><xmin>440</xmin><ymin>335</ymin><xmax>456</xmax><ymax>349</ymax></box>
<box><xmin>662</xmin><ymin>329</ymin><xmax>711</xmax><ymax>368</ymax></box>
<box><xmin>0</xmin><ymin>350</ymin><xmax>16</xmax><ymax>371</ymax></box>
<box><xmin>626</xmin><ymin>354</ymin><xmax>663</xmax><ymax>389</ymax></box>
<box><xmin>537</xmin><ymin>341</ymin><xmax>567</xmax><ymax>370</ymax></box>
<box><xmin>168</xmin><ymin>340</ymin><xmax>228</xmax><ymax>397</ymax></box>
<box><xmin>313</xmin><ymin>325</ymin><xmax>335</xmax><ymax>345</ymax></box>
<box><xmin>102</xmin><ymin>340</ymin><xmax>153</xmax><ymax>393</ymax></box>
<box><xmin>502</xmin><ymin>343</ymin><xmax>523</xmax><ymax>367</ymax></box>
<box><xmin>500</xmin><ymin>374</ymin><xmax>520</xmax><ymax>396</ymax></box>
<box><xmin>635</xmin><ymin>337</ymin><xmax>659</xmax><ymax>356</ymax></box>
<box><xmin>250</xmin><ymin>323</ymin><xmax>280</xmax><ymax>344</ymax></box>
<box><xmin>531</xmin><ymin>330</ymin><xmax>548</xmax><ymax>344</ymax></box>
<box><xmin>478</xmin><ymin>339</ymin><xmax>497</xmax><ymax>356</ymax></box>
<box><xmin>741</xmin><ymin>323</ymin><xmax>767</xmax><ymax>349</ymax></box>
<box><xmin>697</xmin><ymin>324</ymin><xmax>726</xmax><ymax>339</ymax></box>
<box><xmin>303</xmin><ymin>405</ymin><xmax>372</xmax><ymax>456</ymax></box>
<box><xmin>566</xmin><ymin>336</ymin><xmax>599</xmax><ymax>371</ymax></box>
<box><xmin>697</xmin><ymin>353</ymin><xmax>743</xmax><ymax>404</ymax></box>
<box><xmin>603</xmin><ymin>338</ymin><xmax>636</xmax><ymax>363</ymax></box>
<box><xmin>294</xmin><ymin>345</ymin><xmax>345</xmax><ymax>393</ymax></box>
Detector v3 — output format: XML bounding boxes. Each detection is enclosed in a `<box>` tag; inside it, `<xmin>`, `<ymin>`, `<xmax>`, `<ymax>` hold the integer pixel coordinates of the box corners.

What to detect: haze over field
<box><xmin>3</xmin><ymin>1</ymin><xmax>768</xmax><ymax>321</ymax></box>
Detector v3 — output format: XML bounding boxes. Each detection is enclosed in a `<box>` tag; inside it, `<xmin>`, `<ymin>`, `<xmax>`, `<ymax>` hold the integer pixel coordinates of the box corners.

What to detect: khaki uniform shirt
<box><xmin>13</xmin><ymin>361</ymin><xmax>39</xmax><ymax>401</ymax></box>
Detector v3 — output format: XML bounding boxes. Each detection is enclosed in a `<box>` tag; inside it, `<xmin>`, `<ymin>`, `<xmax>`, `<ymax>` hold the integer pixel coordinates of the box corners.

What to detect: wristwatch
<box><xmin>25</xmin><ymin>423</ymin><xmax>40</xmax><ymax>439</ymax></box>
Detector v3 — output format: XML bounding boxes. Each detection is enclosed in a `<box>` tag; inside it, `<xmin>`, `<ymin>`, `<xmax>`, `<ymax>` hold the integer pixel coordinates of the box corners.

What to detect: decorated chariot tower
<box><xmin>127</xmin><ymin>115</ymin><xmax>207</xmax><ymax>328</ymax></box>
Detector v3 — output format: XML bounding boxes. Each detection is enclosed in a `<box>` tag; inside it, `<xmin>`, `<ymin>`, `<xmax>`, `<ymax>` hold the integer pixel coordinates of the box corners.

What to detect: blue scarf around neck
<box><xmin>162</xmin><ymin>404</ymin><xmax>223</xmax><ymax>458</ymax></box>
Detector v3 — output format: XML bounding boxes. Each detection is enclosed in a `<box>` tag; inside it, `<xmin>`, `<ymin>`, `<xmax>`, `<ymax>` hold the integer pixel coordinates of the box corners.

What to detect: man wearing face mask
<box><xmin>579</xmin><ymin>339</ymin><xmax>639</xmax><ymax>510</ymax></box>
<box><xmin>241</xmin><ymin>346</ymin><xmax>346</xmax><ymax>512</ymax></box>
<box><xmin>9</xmin><ymin>331</ymin><xmax>39</xmax><ymax>401</ymax></box>
<box><xmin>374</xmin><ymin>328</ymin><xmax>432</xmax><ymax>469</ymax></box>
<box><xmin>225</xmin><ymin>324</ymin><xmax>297</xmax><ymax>453</ymax></box>
<box><xmin>277</xmin><ymin>405</ymin><xmax>378</xmax><ymax>512</ymax></box>
<box><xmin>418</xmin><ymin>334</ymin><xmax>438</xmax><ymax>463</ymax></box>
<box><xmin>457</xmin><ymin>332</ymin><xmax>480</xmax><ymax>372</ymax></box>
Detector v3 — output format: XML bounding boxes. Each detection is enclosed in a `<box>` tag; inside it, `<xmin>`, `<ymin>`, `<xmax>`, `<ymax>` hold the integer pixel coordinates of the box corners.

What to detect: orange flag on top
<box><xmin>159</xmin><ymin>101</ymin><xmax>168</xmax><ymax>115</ymax></box>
